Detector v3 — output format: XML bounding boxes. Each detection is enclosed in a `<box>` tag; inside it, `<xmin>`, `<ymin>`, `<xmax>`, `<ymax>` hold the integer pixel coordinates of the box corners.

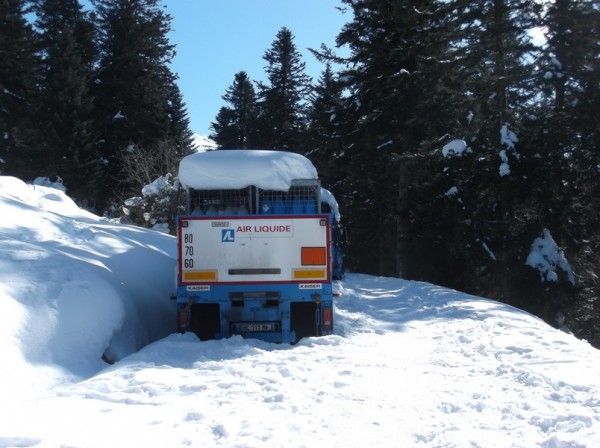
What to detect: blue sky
<box><xmin>166</xmin><ymin>1</ymin><xmax>349</xmax><ymax>137</ymax></box>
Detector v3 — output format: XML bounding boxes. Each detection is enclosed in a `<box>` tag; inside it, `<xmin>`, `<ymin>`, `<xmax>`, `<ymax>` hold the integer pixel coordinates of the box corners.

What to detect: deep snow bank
<box><xmin>0</xmin><ymin>176</ymin><xmax>176</xmax><ymax>394</ymax></box>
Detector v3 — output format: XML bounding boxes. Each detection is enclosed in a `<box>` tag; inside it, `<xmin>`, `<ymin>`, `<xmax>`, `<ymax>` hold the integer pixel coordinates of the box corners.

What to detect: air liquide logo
<box><xmin>221</xmin><ymin>229</ymin><xmax>235</xmax><ymax>242</ymax></box>
<box><xmin>235</xmin><ymin>220</ymin><xmax>293</xmax><ymax>238</ymax></box>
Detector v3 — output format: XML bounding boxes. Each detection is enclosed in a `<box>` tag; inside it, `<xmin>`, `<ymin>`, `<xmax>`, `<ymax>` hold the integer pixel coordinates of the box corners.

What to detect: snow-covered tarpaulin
<box><xmin>178</xmin><ymin>149</ymin><xmax>318</xmax><ymax>191</ymax></box>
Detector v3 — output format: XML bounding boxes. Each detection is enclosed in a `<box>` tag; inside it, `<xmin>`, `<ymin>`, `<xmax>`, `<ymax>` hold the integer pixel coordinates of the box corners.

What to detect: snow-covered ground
<box><xmin>1</xmin><ymin>176</ymin><xmax>599</xmax><ymax>447</ymax></box>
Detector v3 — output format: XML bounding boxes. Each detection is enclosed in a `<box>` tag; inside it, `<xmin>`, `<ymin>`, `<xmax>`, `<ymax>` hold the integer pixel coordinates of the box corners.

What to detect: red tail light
<box><xmin>178</xmin><ymin>310</ymin><xmax>188</xmax><ymax>333</ymax></box>
<box><xmin>322</xmin><ymin>307</ymin><xmax>332</xmax><ymax>334</ymax></box>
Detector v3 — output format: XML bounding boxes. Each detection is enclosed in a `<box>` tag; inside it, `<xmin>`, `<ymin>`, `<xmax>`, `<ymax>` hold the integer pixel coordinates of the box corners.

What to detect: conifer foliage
<box><xmin>210</xmin><ymin>27</ymin><xmax>313</xmax><ymax>153</ymax></box>
<box><xmin>305</xmin><ymin>63</ymin><xmax>347</xmax><ymax>189</ymax></box>
<box><xmin>210</xmin><ymin>71</ymin><xmax>259</xmax><ymax>149</ymax></box>
<box><xmin>91</xmin><ymin>0</ymin><xmax>185</xmax><ymax>209</ymax></box>
<box><xmin>0</xmin><ymin>0</ymin><xmax>42</xmax><ymax>180</ymax></box>
<box><xmin>2</xmin><ymin>0</ymin><xmax>194</xmax><ymax>212</ymax></box>
<box><xmin>255</xmin><ymin>27</ymin><xmax>312</xmax><ymax>152</ymax></box>
<box><xmin>32</xmin><ymin>0</ymin><xmax>102</xmax><ymax>207</ymax></box>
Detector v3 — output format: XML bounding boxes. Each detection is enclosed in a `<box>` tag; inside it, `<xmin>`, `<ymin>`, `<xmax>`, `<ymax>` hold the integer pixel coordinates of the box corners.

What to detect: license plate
<box><xmin>233</xmin><ymin>322</ymin><xmax>280</xmax><ymax>333</ymax></box>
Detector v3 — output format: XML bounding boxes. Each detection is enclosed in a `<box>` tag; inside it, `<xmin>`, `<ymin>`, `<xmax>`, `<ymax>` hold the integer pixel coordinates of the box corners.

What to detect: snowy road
<box><xmin>2</xmin><ymin>275</ymin><xmax>599</xmax><ymax>448</ymax></box>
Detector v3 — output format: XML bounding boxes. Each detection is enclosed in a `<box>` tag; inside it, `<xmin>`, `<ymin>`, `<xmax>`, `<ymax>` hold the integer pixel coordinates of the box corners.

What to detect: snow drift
<box><xmin>0</xmin><ymin>176</ymin><xmax>176</xmax><ymax>396</ymax></box>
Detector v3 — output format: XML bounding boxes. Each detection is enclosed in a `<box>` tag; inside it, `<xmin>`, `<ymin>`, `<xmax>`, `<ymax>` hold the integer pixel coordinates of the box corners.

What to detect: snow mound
<box><xmin>0</xmin><ymin>176</ymin><xmax>176</xmax><ymax>395</ymax></box>
<box><xmin>178</xmin><ymin>149</ymin><xmax>318</xmax><ymax>191</ymax></box>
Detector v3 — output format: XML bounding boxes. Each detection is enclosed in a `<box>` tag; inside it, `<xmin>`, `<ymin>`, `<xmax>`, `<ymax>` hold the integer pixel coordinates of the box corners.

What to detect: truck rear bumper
<box><xmin>177</xmin><ymin>284</ymin><xmax>333</xmax><ymax>344</ymax></box>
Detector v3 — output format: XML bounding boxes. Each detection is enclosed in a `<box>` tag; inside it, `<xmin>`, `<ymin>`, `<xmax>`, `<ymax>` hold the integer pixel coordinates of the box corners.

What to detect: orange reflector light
<box><xmin>183</xmin><ymin>270</ymin><xmax>217</xmax><ymax>281</ymax></box>
<box><xmin>293</xmin><ymin>269</ymin><xmax>326</xmax><ymax>279</ymax></box>
<box><xmin>301</xmin><ymin>247</ymin><xmax>326</xmax><ymax>265</ymax></box>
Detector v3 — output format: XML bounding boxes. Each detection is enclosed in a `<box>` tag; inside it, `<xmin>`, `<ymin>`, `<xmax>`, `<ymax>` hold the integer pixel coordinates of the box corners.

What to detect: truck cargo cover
<box><xmin>178</xmin><ymin>150</ymin><xmax>318</xmax><ymax>191</ymax></box>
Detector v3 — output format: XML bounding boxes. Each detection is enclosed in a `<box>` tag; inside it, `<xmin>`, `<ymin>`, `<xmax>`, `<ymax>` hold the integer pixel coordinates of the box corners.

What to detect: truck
<box><xmin>174</xmin><ymin>149</ymin><xmax>344</xmax><ymax>343</ymax></box>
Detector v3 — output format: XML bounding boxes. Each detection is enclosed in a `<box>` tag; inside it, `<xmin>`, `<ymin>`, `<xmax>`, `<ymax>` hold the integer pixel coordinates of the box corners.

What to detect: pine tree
<box><xmin>305</xmin><ymin>64</ymin><xmax>347</xmax><ymax>188</ymax></box>
<box><xmin>538</xmin><ymin>0</ymin><xmax>600</xmax><ymax>176</ymax></box>
<box><xmin>330</xmin><ymin>0</ymin><xmax>455</xmax><ymax>276</ymax></box>
<box><xmin>255</xmin><ymin>27</ymin><xmax>312</xmax><ymax>152</ymax></box>
<box><xmin>165</xmin><ymin>79</ymin><xmax>197</xmax><ymax>158</ymax></box>
<box><xmin>427</xmin><ymin>0</ymin><xmax>543</xmax><ymax>296</ymax></box>
<box><xmin>0</xmin><ymin>0</ymin><xmax>42</xmax><ymax>179</ymax></box>
<box><xmin>533</xmin><ymin>0</ymin><xmax>600</xmax><ymax>346</ymax></box>
<box><xmin>91</xmin><ymin>0</ymin><xmax>178</xmax><ymax>209</ymax></box>
<box><xmin>209</xmin><ymin>71</ymin><xmax>259</xmax><ymax>149</ymax></box>
<box><xmin>32</xmin><ymin>0</ymin><xmax>102</xmax><ymax>208</ymax></box>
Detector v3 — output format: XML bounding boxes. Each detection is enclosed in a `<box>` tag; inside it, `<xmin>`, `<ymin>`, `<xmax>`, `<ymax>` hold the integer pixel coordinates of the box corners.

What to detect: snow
<box><xmin>192</xmin><ymin>133</ymin><xmax>217</xmax><ymax>152</ymax></box>
<box><xmin>445</xmin><ymin>186</ymin><xmax>459</xmax><ymax>197</ymax></box>
<box><xmin>442</xmin><ymin>139</ymin><xmax>469</xmax><ymax>158</ymax></box>
<box><xmin>499</xmin><ymin>124</ymin><xmax>520</xmax><ymax>177</ymax></box>
<box><xmin>0</xmin><ymin>176</ymin><xmax>176</xmax><ymax>394</ymax></box>
<box><xmin>377</xmin><ymin>139</ymin><xmax>393</xmax><ymax>150</ymax></box>
<box><xmin>141</xmin><ymin>173</ymin><xmax>175</xmax><ymax>196</ymax></box>
<box><xmin>1</xmin><ymin>176</ymin><xmax>600</xmax><ymax>447</ymax></box>
<box><xmin>482</xmin><ymin>241</ymin><xmax>497</xmax><ymax>261</ymax></box>
<box><xmin>321</xmin><ymin>187</ymin><xmax>341</xmax><ymax>222</ymax></box>
<box><xmin>500</xmin><ymin>124</ymin><xmax>518</xmax><ymax>150</ymax></box>
<box><xmin>440</xmin><ymin>131</ymin><xmax>518</xmax><ymax>177</ymax></box>
<box><xmin>526</xmin><ymin>228</ymin><xmax>576</xmax><ymax>285</ymax></box>
<box><xmin>112</xmin><ymin>110</ymin><xmax>125</xmax><ymax>120</ymax></box>
<box><xmin>178</xmin><ymin>149</ymin><xmax>318</xmax><ymax>191</ymax></box>
<box><xmin>32</xmin><ymin>176</ymin><xmax>66</xmax><ymax>192</ymax></box>
<box><xmin>499</xmin><ymin>149</ymin><xmax>511</xmax><ymax>176</ymax></box>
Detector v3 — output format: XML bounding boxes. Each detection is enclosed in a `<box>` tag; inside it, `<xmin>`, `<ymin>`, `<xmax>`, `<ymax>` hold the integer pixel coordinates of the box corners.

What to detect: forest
<box><xmin>1</xmin><ymin>0</ymin><xmax>599</xmax><ymax>348</ymax></box>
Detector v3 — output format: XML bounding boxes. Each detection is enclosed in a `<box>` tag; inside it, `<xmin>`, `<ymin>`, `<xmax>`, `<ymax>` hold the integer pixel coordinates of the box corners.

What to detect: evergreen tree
<box><xmin>209</xmin><ymin>71</ymin><xmax>259</xmax><ymax>149</ymax></box>
<box><xmin>0</xmin><ymin>0</ymin><xmax>42</xmax><ymax>179</ymax></box>
<box><xmin>255</xmin><ymin>27</ymin><xmax>312</xmax><ymax>152</ymax></box>
<box><xmin>331</xmin><ymin>0</ymin><xmax>455</xmax><ymax>276</ymax></box>
<box><xmin>305</xmin><ymin>63</ymin><xmax>347</xmax><ymax>188</ymax></box>
<box><xmin>427</xmin><ymin>0</ymin><xmax>543</xmax><ymax>296</ymax></box>
<box><xmin>32</xmin><ymin>0</ymin><xmax>102</xmax><ymax>208</ymax></box>
<box><xmin>91</xmin><ymin>0</ymin><xmax>178</xmax><ymax>209</ymax></box>
<box><xmin>165</xmin><ymin>79</ymin><xmax>197</xmax><ymax>158</ymax></box>
<box><xmin>531</xmin><ymin>0</ymin><xmax>600</xmax><ymax>345</ymax></box>
<box><xmin>537</xmin><ymin>0</ymin><xmax>600</xmax><ymax>181</ymax></box>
